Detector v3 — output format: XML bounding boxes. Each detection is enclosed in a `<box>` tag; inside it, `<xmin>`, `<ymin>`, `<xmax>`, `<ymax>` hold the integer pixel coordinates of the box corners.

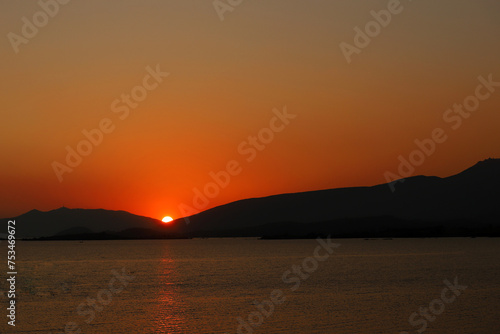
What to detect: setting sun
<box><xmin>162</xmin><ymin>216</ymin><xmax>173</xmax><ymax>223</ymax></box>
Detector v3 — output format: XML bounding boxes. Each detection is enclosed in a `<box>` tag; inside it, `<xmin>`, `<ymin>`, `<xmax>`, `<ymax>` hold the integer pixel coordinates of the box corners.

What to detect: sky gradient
<box><xmin>1</xmin><ymin>0</ymin><xmax>500</xmax><ymax>219</ymax></box>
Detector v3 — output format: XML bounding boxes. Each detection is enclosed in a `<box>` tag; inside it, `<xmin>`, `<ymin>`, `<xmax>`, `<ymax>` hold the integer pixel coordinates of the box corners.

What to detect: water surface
<box><xmin>2</xmin><ymin>238</ymin><xmax>499</xmax><ymax>333</ymax></box>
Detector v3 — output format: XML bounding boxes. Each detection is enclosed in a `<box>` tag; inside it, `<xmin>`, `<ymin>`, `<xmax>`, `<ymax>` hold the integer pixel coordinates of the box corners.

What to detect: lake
<box><xmin>2</xmin><ymin>238</ymin><xmax>499</xmax><ymax>333</ymax></box>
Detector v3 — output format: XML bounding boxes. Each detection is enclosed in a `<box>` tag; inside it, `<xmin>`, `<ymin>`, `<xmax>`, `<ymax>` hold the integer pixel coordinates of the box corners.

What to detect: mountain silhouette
<box><xmin>176</xmin><ymin>159</ymin><xmax>500</xmax><ymax>234</ymax></box>
<box><xmin>3</xmin><ymin>159</ymin><xmax>499</xmax><ymax>239</ymax></box>
<box><xmin>5</xmin><ymin>207</ymin><xmax>167</xmax><ymax>238</ymax></box>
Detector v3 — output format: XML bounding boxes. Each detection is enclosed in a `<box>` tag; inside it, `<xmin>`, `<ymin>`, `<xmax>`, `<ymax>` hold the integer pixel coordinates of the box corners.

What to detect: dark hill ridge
<box><xmin>4</xmin><ymin>159</ymin><xmax>500</xmax><ymax>238</ymax></box>
<box><xmin>176</xmin><ymin>158</ymin><xmax>500</xmax><ymax>233</ymax></box>
<box><xmin>5</xmin><ymin>207</ymin><xmax>167</xmax><ymax>238</ymax></box>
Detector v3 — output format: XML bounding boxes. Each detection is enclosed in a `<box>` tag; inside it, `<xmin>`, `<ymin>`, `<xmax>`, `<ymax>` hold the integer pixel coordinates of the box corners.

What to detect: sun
<box><xmin>162</xmin><ymin>216</ymin><xmax>173</xmax><ymax>223</ymax></box>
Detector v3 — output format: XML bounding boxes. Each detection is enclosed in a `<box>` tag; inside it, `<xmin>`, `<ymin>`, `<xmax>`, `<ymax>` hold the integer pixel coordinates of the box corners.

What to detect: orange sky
<box><xmin>1</xmin><ymin>0</ymin><xmax>500</xmax><ymax>219</ymax></box>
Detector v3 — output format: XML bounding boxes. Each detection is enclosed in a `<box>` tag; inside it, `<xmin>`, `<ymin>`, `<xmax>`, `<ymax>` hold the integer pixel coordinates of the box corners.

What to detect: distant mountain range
<box><xmin>4</xmin><ymin>159</ymin><xmax>500</xmax><ymax>239</ymax></box>
<box><xmin>4</xmin><ymin>208</ymin><xmax>167</xmax><ymax>238</ymax></box>
<box><xmin>177</xmin><ymin>158</ymin><xmax>500</xmax><ymax>235</ymax></box>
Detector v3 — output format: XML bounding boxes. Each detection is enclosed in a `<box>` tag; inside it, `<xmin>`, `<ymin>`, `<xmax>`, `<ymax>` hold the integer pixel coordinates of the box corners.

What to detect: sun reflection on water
<box><xmin>153</xmin><ymin>247</ymin><xmax>188</xmax><ymax>333</ymax></box>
